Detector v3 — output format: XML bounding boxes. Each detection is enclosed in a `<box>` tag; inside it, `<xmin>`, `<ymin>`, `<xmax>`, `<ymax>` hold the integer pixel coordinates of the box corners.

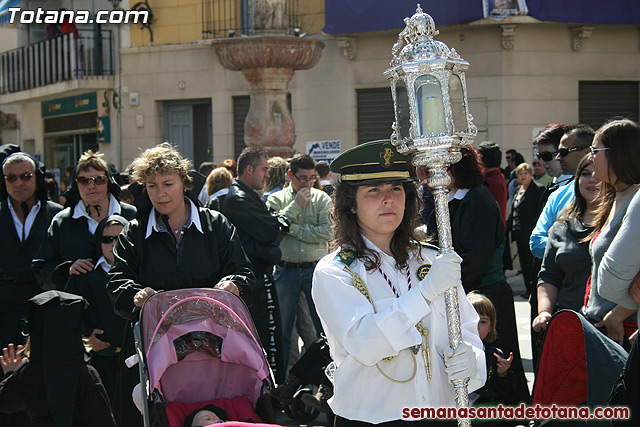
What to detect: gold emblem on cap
<box><xmin>379</xmin><ymin>147</ymin><xmax>394</xmax><ymax>168</ymax></box>
<box><xmin>416</xmin><ymin>264</ymin><xmax>432</xmax><ymax>281</ymax></box>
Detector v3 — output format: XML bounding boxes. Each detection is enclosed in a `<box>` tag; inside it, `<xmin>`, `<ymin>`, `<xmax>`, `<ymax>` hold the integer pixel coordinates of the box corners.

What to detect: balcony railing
<box><xmin>0</xmin><ymin>29</ymin><xmax>114</xmax><ymax>95</ymax></box>
<box><xmin>201</xmin><ymin>0</ymin><xmax>300</xmax><ymax>39</ymax></box>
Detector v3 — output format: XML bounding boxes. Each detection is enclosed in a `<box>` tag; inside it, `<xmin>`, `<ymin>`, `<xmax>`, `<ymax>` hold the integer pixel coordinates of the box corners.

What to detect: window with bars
<box><xmin>356</xmin><ymin>88</ymin><xmax>394</xmax><ymax>145</ymax></box>
<box><xmin>579</xmin><ymin>81</ymin><xmax>639</xmax><ymax>130</ymax></box>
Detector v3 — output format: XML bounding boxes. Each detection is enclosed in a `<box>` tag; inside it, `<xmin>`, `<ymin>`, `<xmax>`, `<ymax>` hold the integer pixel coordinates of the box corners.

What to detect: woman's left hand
<box><xmin>215</xmin><ymin>281</ymin><xmax>239</xmax><ymax>297</ymax></box>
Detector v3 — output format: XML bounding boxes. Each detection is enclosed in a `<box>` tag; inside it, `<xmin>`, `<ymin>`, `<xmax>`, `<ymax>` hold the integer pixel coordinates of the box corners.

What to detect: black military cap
<box><xmin>330</xmin><ymin>139</ymin><xmax>413</xmax><ymax>185</ymax></box>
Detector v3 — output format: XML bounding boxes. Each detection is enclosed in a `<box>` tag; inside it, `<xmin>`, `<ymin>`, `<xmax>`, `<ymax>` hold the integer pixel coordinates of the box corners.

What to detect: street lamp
<box><xmin>384</xmin><ymin>5</ymin><xmax>477</xmax><ymax>427</ymax></box>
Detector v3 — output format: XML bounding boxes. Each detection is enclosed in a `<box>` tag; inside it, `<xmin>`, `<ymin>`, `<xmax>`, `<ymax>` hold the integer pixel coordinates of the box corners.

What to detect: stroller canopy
<box><xmin>140</xmin><ymin>289</ymin><xmax>271</xmax><ymax>405</ymax></box>
<box><xmin>532</xmin><ymin>310</ymin><xmax>627</xmax><ymax>409</ymax></box>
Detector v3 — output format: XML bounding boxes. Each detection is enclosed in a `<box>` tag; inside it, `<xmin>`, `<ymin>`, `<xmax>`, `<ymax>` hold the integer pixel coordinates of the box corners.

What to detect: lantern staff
<box><xmin>385</xmin><ymin>5</ymin><xmax>478</xmax><ymax>427</ymax></box>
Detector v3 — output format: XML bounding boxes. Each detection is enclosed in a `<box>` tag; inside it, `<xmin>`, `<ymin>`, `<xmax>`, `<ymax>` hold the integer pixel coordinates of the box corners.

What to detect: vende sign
<box><xmin>306</xmin><ymin>140</ymin><xmax>341</xmax><ymax>163</ymax></box>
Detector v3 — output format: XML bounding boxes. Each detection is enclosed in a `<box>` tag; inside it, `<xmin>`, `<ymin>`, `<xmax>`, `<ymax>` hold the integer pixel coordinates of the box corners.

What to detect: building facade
<box><xmin>1</xmin><ymin>0</ymin><xmax>638</xmax><ymax>174</ymax></box>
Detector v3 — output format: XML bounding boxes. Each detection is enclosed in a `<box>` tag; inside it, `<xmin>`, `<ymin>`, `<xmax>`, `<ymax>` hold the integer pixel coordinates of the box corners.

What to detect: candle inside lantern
<box><xmin>415</xmin><ymin>75</ymin><xmax>446</xmax><ymax>135</ymax></box>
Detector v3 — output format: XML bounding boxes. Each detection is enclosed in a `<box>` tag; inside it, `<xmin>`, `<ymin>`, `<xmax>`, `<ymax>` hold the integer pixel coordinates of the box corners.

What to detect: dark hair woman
<box><xmin>312</xmin><ymin>140</ymin><xmax>485</xmax><ymax>427</ymax></box>
<box><xmin>533</xmin><ymin>155</ymin><xmax>600</xmax><ymax>333</ymax></box>
<box><xmin>426</xmin><ymin>145</ymin><xmax>530</xmax><ymax>403</ymax></box>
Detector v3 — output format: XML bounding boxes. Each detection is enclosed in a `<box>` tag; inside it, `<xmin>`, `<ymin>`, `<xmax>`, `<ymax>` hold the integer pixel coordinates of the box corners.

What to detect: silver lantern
<box><xmin>384</xmin><ymin>5</ymin><xmax>477</xmax><ymax>427</ymax></box>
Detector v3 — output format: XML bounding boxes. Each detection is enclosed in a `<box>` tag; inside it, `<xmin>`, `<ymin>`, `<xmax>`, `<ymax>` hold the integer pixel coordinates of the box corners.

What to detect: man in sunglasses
<box><xmin>267</xmin><ymin>153</ymin><xmax>332</xmax><ymax>372</ymax></box>
<box><xmin>530</xmin><ymin>125</ymin><xmax>594</xmax><ymax>259</ymax></box>
<box><xmin>0</xmin><ymin>147</ymin><xmax>64</xmax><ymax>425</ymax></box>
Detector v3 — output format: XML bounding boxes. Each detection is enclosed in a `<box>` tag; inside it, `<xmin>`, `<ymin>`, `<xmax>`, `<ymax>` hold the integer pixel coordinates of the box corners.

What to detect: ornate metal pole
<box><xmin>384</xmin><ymin>6</ymin><xmax>477</xmax><ymax>427</ymax></box>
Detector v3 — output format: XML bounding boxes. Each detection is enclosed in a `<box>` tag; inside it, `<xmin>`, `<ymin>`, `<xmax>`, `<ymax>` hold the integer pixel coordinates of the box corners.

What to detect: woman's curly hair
<box><xmin>131</xmin><ymin>143</ymin><xmax>193</xmax><ymax>189</ymax></box>
<box><xmin>332</xmin><ymin>180</ymin><xmax>427</xmax><ymax>271</ymax></box>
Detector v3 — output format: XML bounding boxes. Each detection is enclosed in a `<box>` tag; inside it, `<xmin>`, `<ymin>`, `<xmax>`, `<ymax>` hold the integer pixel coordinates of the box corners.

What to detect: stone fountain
<box><xmin>213</xmin><ymin>0</ymin><xmax>325</xmax><ymax>158</ymax></box>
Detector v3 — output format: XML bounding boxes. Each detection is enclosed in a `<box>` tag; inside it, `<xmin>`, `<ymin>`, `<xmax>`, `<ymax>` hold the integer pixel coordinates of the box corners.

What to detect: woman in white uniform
<box><xmin>312</xmin><ymin>140</ymin><xmax>486</xmax><ymax>427</ymax></box>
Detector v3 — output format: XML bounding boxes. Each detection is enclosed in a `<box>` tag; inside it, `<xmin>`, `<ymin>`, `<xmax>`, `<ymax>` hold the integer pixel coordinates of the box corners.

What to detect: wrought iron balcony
<box><xmin>0</xmin><ymin>29</ymin><xmax>114</xmax><ymax>95</ymax></box>
<box><xmin>201</xmin><ymin>0</ymin><xmax>300</xmax><ymax>39</ymax></box>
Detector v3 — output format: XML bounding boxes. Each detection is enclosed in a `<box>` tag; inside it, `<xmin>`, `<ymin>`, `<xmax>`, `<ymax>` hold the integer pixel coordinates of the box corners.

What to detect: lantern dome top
<box><xmin>390</xmin><ymin>4</ymin><xmax>465</xmax><ymax>68</ymax></box>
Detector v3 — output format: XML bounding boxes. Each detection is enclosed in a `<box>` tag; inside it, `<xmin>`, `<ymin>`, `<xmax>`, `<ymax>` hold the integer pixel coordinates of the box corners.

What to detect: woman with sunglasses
<box><xmin>583</xmin><ymin>119</ymin><xmax>640</xmax><ymax>348</ymax></box>
<box><xmin>33</xmin><ymin>151</ymin><xmax>136</xmax><ymax>291</ymax></box>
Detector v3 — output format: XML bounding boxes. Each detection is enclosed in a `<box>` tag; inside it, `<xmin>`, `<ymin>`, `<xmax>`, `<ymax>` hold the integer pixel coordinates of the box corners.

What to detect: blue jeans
<box><xmin>274</xmin><ymin>263</ymin><xmax>323</xmax><ymax>371</ymax></box>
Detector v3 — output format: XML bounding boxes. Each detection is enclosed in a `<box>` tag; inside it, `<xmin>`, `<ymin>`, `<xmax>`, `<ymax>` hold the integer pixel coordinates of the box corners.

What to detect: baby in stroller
<box><xmin>132</xmin><ymin>288</ymin><xmax>276</xmax><ymax>427</ymax></box>
<box><xmin>183</xmin><ymin>404</ymin><xmax>229</xmax><ymax>426</ymax></box>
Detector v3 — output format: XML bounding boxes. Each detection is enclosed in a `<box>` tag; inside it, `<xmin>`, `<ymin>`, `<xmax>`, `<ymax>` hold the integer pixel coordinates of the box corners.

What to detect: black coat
<box><xmin>65</xmin><ymin>267</ymin><xmax>126</xmax><ymax>347</ymax></box>
<box><xmin>32</xmin><ymin>203</ymin><xmax>136</xmax><ymax>291</ymax></box>
<box><xmin>449</xmin><ymin>185</ymin><xmax>506</xmax><ymax>292</ymax></box>
<box><xmin>510</xmin><ymin>182</ymin><xmax>545</xmax><ymax>243</ymax></box>
<box><xmin>222</xmin><ymin>180</ymin><xmax>286</xmax><ymax>273</ymax></box>
<box><xmin>107</xmin><ymin>207</ymin><xmax>254</xmax><ymax>320</ymax></box>
<box><xmin>0</xmin><ymin>362</ymin><xmax>116</xmax><ymax>427</ymax></box>
<box><xmin>0</xmin><ymin>200</ymin><xmax>63</xmax><ymax>309</ymax></box>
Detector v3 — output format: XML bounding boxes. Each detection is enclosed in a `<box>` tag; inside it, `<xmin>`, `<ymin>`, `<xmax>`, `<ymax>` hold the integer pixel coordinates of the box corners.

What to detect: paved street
<box><xmin>275</xmin><ymin>270</ymin><xmax>535</xmax><ymax>427</ymax></box>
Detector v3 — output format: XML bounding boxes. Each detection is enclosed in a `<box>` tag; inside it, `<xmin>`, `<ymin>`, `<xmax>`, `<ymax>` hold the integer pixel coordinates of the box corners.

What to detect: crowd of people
<box><xmin>0</xmin><ymin>117</ymin><xmax>638</xmax><ymax>427</ymax></box>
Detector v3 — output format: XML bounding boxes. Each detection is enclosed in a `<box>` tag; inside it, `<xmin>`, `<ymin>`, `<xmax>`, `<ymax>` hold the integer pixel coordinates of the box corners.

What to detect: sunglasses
<box><xmin>535</xmin><ymin>151</ymin><xmax>557</xmax><ymax>162</ymax></box>
<box><xmin>100</xmin><ymin>235</ymin><xmax>118</xmax><ymax>244</ymax></box>
<box><xmin>557</xmin><ymin>146</ymin><xmax>589</xmax><ymax>158</ymax></box>
<box><xmin>4</xmin><ymin>172</ymin><xmax>34</xmax><ymax>183</ymax></box>
<box><xmin>76</xmin><ymin>175</ymin><xmax>108</xmax><ymax>186</ymax></box>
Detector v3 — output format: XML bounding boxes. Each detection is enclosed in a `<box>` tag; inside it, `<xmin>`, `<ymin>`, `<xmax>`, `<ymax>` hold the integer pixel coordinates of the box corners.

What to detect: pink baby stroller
<box><xmin>132</xmin><ymin>288</ymin><xmax>276</xmax><ymax>427</ymax></box>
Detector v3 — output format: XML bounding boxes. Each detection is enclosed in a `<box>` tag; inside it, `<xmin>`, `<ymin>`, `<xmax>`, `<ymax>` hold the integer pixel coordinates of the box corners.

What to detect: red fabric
<box><xmin>165</xmin><ymin>396</ymin><xmax>262</xmax><ymax>427</ymax></box>
<box><xmin>533</xmin><ymin>311</ymin><xmax>588</xmax><ymax>406</ymax></box>
<box><xmin>483</xmin><ymin>168</ymin><xmax>507</xmax><ymax>226</ymax></box>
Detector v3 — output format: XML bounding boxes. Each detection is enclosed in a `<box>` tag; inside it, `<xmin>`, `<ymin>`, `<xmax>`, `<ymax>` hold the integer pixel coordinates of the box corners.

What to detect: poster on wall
<box><xmin>483</xmin><ymin>0</ymin><xmax>528</xmax><ymax>20</ymax></box>
<box><xmin>306</xmin><ymin>140</ymin><xmax>341</xmax><ymax>163</ymax></box>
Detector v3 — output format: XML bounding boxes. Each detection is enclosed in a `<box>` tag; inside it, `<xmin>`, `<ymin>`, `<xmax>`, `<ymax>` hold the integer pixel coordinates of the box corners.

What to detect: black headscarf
<box><xmin>0</xmin><ymin>145</ymin><xmax>49</xmax><ymax>202</ymax></box>
<box><xmin>27</xmin><ymin>291</ymin><xmax>89</xmax><ymax>427</ymax></box>
<box><xmin>92</xmin><ymin>214</ymin><xmax>129</xmax><ymax>261</ymax></box>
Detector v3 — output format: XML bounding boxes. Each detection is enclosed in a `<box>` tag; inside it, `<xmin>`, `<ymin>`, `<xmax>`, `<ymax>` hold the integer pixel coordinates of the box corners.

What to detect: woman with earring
<box><xmin>33</xmin><ymin>151</ymin><xmax>136</xmax><ymax>291</ymax></box>
<box><xmin>107</xmin><ymin>143</ymin><xmax>254</xmax><ymax>319</ymax></box>
<box><xmin>312</xmin><ymin>140</ymin><xmax>485</xmax><ymax>427</ymax></box>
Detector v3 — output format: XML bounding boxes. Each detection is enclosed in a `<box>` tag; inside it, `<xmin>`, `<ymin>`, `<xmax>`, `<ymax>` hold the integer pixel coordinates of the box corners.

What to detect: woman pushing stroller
<box><xmin>312</xmin><ymin>140</ymin><xmax>486</xmax><ymax>427</ymax></box>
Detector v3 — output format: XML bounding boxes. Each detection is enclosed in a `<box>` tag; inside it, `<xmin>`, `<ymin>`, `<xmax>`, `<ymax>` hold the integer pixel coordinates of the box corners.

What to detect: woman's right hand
<box><xmin>532</xmin><ymin>311</ymin><xmax>552</xmax><ymax>332</ymax></box>
<box><xmin>134</xmin><ymin>287</ymin><xmax>157</xmax><ymax>307</ymax></box>
<box><xmin>69</xmin><ymin>258</ymin><xmax>94</xmax><ymax>275</ymax></box>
